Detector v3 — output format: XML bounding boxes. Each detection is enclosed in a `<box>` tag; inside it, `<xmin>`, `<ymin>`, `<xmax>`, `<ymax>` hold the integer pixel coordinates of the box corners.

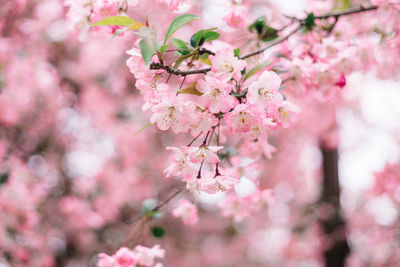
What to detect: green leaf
<box><xmin>233</xmin><ymin>48</ymin><xmax>240</xmax><ymax>58</ymax></box>
<box><xmin>159</xmin><ymin>44</ymin><xmax>170</xmax><ymax>54</ymax></box>
<box><xmin>92</xmin><ymin>16</ymin><xmax>135</xmax><ymax>27</ymax></box>
<box><xmin>190</xmin><ymin>28</ymin><xmax>219</xmax><ymax>47</ymax></box>
<box><xmin>151</xmin><ymin>226</ymin><xmax>165</xmax><ymax>238</ymax></box>
<box><xmin>171</xmin><ymin>38</ymin><xmax>190</xmax><ymax>55</ymax></box>
<box><xmin>190</xmin><ymin>34</ymin><xmax>197</xmax><ymax>48</ymax></box>
<box><xmin>261</xmin><ymin>26</ymin><xmax>278</xmax><ymax>42</ymax></box>
<box><xmin>135</xmin><ymin>122</ymin><xmax>152</xmax><ymax>136</ymax></box>
<box><xmin>248</xmin><ymin>16</ymin><xmax>278</xmax><ymax>42</ymax></box>
<box><xmin>164</xmin><ymin>14</ymin><xmax>199</xmax><ymax>43</ymax></box>
<box><xmin>139</xmin><ymin>40</ymin><xmax>155</xmax><ymax>66</ymax></box>
<box><xmin>201</xmin><ymin>31</ymin><xmax>220</xmax><ymax>43</ymax></box>
<box><xmin>248</xmin><ymin>16</ymin><xmax>267</xmax><ymax>35</ymax></box>
<box><xmin>305</xmin><ymin>13</ymin><xmax>315</xmax><ymax>30</ymax></box>
<box><xmin>243</xmin><ymin>62</ymin><xmax>269</xmax><ymax>81</ymax></box>
<box><xmin>0</xmin><ymin>172</ymin><xmax>9</xmax><ymax>186</ymax></box>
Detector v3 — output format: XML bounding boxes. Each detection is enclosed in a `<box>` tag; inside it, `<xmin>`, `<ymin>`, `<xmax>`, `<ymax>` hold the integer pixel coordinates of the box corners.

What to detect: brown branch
<box><xmin>149</xmin><ymin>62</ymin><xmax>211</xmax><ymax>76</ymax></box>
<box><xmin>153</xmin><ymin>188</ymin><xmax>183</xmax><ymax>212</ymax></box>
<box><xmin>240</xmin><ymin>24</ymin><xmax>303</xmax><ymax>60</ymax></box>
<box><xmin>313</xmin><ymin>5</ymin><xmax>378</xmax><ymax>19</ymax></box>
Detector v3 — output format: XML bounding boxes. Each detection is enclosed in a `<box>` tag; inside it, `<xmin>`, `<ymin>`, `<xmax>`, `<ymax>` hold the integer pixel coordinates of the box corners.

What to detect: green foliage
<box><xmin>0</xmin><ymin>172</ymin><xmax>9</xmax><ymax>187</ymax></box>
<box><xmin>164</xmin><ymin>14</ymin><xmax>199</xmax><ymax>43</ymax></box>
<box><xmin>190</xmin><ymin>28</ymin><xmax>220</xmax><ymax>47</ymax></box>
<box><xmin>233</xmin><ymin>48</ymin><xmax>240</xmax><ymax>58</ymax></box>
<box><xmin>159</xmin><ymin>44</ymin><xmax>170</xmax><ymax>54</ymax></box>
<box><xmin>305</xmin><ymin>13</ymin><xmax>315</xmax><ymax>31</ymax></box>
<box><xmin>243</xmin><ymin>62</ymin><xmax>269</xmax><ymax>81</ymax></box>
<box><xmin>151</xmin><ymin>226</ymin><xmax>165</xmax><ymax>238</ymax></box>
<box><xmin>171</xmin><ymin>38</ymin><xmax>190</xmax><ymax>55</ymax></box>
<box><xmin>139</xmin><ymin>40</ymin><xmax>155</xmax><ymax>66</ymax></box>
<box><xmin>248</xmin><ymin>16</ymin><xmax>279</xmax><ymax>42</ymax></box>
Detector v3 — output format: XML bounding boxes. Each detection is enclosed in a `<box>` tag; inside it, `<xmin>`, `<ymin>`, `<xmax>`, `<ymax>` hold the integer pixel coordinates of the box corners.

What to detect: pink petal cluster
<box><xmin>172</xmin><ymin>199</ymin><xmax>199</xmax><ymax>226</ymax></box>
<box><xmin>219</xmin><ymin>189</ymin><xmax>275</xmax><ymax>222</ymax></box>
<box><xmin>98</xmin><ymin>245</ymin><xmax>165</xmax><ymax>267</ymax></box>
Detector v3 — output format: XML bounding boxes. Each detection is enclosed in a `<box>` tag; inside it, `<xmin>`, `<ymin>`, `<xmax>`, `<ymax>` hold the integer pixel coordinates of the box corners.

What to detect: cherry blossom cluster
<box><xmin>98</xmin><ymin>245</ymin><xmax>165</xmax><ymax>267</ymax></box>
<box><xmin>126</xmin><ymin>41</ymin><xmax>299</xmax><ymax>198</ymax></box>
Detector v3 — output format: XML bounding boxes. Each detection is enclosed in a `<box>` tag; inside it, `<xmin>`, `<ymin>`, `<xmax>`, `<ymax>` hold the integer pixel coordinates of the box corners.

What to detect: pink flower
<box><xmin>172</xmin><ymin>199</ymin><xmax>199</xmax><ymax>226</ymax></box>
<box><xmin>219</xmin><ymin>194</ymin><xmax>250</xmax><ymax>222</ymax></box>
<box><xmin>197</xmin><ymin>76</ymin><xmax>235</xmax><ymax>113</ymax></box>
<box><xmin>182</xmin><ymin>145</ymin><xmax>223</xmax><ymax>163</ymax></box>
<box><xmin>210</xmin><ymin>48</ymin><xmax>247</xmax><ymax>81</ymax></box>
<box><xmin>247</xmin><ymin>71</ymin><xmax>284</xmax><ymax>108</ymax></box>
<box><xmin>248</xmin><ymin>189</ymin><xmax>275</xmax><ymax>212</ymax></box>
<box><xmin>275</xmin><ymin>101</ymin><xmax>301</xmax><ymax>128</ymax></box>
<box><xmin>189</xmin><ymin>111</ymin><xmax>218</xmax><ymax>137</ymax></box>
<box><xmin>133</xmin><ymin>245</ymin><xmax>165</xmax><ymax>267</ymax></box>
<box><xmin>150</xmin><ymin>99</ymin><xmax>192</xmax><ymax>133</ymax></box>
<box><xmin>223</xmin><ymin>9</ymin><xmax>245</xmax><ymax>28</ymax></box>
<box><xmin>225</xmin><ymin>104</ymin><xmax>259</xmax><ymax>133</ymax></box>
<box><xmin>97</xmin><ymin>245</ymin><xmax>164</xmax><ymax>267</ymax></box>
<box><xmin>97</xmin><ymin>253</ymin><xmax>116</xmax><ymax>267</ymax></box>
<box><xmin>201</xmin><ymin>173</ymin><xmax>240</xmax><ymax>194</ymax></box>
<box><xmin>164</xmin><ymin>147</ymin><xmax>197</xmax><ymax>180</ymax></box>
<box><xmin>115</xmin><ymin>247</ymin><xmax>136</xmax><ymax>267</ymax></box>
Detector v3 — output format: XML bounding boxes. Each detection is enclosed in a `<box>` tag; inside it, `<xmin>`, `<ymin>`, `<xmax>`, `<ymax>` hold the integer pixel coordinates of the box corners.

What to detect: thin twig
<box><xmin>126</xmin><ymin>188</ymin><xmax>183</xmax><ymax>224</ymax></box>
<box><xmin>153</xmin><ymin>188</ymin><xmax>183</xmax><ymax>212</ymax></box>
<box><xmin>187</xmin><ymin>132</ymin><xmax>203</xmax><ymax>146</ymax></box>
<box><xmin>240</xmin><ymin>24</ymin><xmax>303</xmax><ymax>60</ymax></box>
<box><xmin>240</xmin><ymin>5</ymin><xmax>378</xmax><ymax>60</ymax></box>
<box><xmin>327</xmin><ymin>16</ymin><xmax>339</xmax><ymax>35</ymax></box>
<box><xmin>313</xmin><ymin>5</ymin><xmax>378</xmax><ymax>19</ymax></box>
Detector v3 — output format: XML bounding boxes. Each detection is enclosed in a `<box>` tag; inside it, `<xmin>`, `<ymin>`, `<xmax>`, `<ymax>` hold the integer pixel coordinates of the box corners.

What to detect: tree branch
<box><xmin>149</xmin><ymin>5</ymin><xmax>379</xmax><ymax>75</ymax></box>
<box><xmin>241</xmin><ymin>5</ymin><xmax>378</xmax><ymax>60</ymax></box>
<box><xmin>313</xmin><ymin>5</ymin><xmax>378</xmax><ymax>19</ymax></box>
<box><xmin>240</xmin><ymin>24</ymin><xmax>303</xmax><ymax>60</ymax></box>
<box><xmin>149</xmin><ymin>62</ymin><xmax>211</xmax><ymax>76</ymax></box>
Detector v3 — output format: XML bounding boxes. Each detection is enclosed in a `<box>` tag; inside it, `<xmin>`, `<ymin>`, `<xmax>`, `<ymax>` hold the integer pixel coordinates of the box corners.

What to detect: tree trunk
<box><xmin>320</xmin><ymin>146</ymin><xmax>350</xmax><ymax>267</ymax></box>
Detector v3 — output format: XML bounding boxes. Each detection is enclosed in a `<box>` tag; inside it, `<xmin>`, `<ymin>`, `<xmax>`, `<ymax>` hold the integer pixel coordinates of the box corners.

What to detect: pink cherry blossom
<box><xmin>200</xmin><ymin>173</ymin><xmax>240</xmax><ymax>194</ymax></box>
<box><xmin>172</xmin><ymin>199</ymin><xmax>199</xmax><ymax>226</ymax></box>
<box><xmin>133</xmin><ymin>245</ymin><xmax>165</xmax><ymax>267</ymax></box>
<box><xmin>223</xmin><ymin>8</ymin><xmax>245</xmax><ymax>28</ymax></box>
<box><xmin>182</xmin><ymin>145</ymin><xmax>223</xmax><ymax>164</ymax></box>
<box><xmin>210</xmin><ymin>47</ymin><xmax>247</xmax><ymax>81</ymax></box>
<box><xmin>247</xmin><ymin>70</ymin><xmax>284</xmax><ymax>108</ymax></box>
<box><xmin>196</xmin><ymin>76</ymin><xmax>235</xmax><ymax>113</ymax></box>
<box><xmin>115</xmin><ymin>247</ymin><xmax>136</xmax><ymax>267</ymax></box>
<box><xmin>164</xmin><ymin>147</ymin><xmax>197</xmax><ymax>180</ymax></box>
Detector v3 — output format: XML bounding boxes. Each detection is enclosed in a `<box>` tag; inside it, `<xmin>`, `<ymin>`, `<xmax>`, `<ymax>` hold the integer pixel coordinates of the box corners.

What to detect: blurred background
<box><xmin>1</xmin><ymin>0</ymin><xmax>400</xmax><ymax>266</ymax></box>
